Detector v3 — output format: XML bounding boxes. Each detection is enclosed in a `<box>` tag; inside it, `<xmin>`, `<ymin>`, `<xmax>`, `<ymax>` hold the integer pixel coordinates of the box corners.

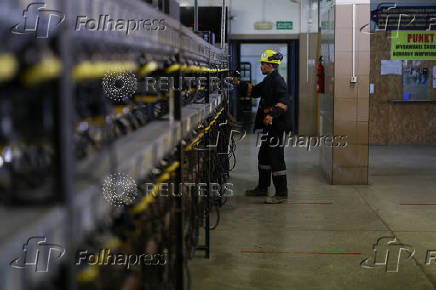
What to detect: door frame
<box><xmin>229</xmin><ymin>39</ymin><xmax>299</xmax><ymax>134</ymax></box>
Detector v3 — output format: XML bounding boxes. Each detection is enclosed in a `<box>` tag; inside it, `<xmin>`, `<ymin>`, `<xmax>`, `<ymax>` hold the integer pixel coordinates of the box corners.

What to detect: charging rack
<box><xmin>0</xmin><ymin>0</ymin><xmax>230</xmax><ymax>289</ymax></box>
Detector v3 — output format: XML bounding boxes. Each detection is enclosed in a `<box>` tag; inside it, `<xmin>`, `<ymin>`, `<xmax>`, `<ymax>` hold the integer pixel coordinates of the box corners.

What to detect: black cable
<box><xmin>185</xmin><ymin>257</ymin><xmax>192</xmax><ymax>290</ymax></box>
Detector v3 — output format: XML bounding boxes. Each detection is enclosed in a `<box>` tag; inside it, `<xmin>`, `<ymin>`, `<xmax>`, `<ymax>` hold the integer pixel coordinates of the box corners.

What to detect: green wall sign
<box><xmin>276</xmin><ymin>21</ymin><xmax>293</xmax><ymax>30</ymax></box>
<box><xmin>391</xmin><ymin>31</ymin><xmax>436</xmax><ymax>60</ymax></box>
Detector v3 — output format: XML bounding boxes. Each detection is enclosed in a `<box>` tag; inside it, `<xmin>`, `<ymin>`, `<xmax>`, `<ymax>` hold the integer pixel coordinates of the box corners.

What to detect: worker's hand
<box><xmin>263</xmin><ymin>115</ymin><xmax>272</xmax><ymax>126</ymax></box>
<box><xmin>247</xmin><ymin>83</ymin><xmax>252</xmax><ymax>97</ymax></box>
<box><xmin>263</xmin><ymin>106</ymin><xmax>272</xmax><ymax>114</ymax></box>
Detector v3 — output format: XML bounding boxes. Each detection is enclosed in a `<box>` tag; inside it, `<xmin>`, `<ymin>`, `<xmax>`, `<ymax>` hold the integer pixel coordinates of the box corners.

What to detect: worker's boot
<box><xmin>264</xmin><ymin>196</ymin><xmax>286</xmax><ymax>204</ymax></box>
<box><xmin>245</xmin><ymin>186</ymin><xmax>268</xmax><ymax>196</ymax></box>
<box><xmin>264</xmin><ymin>174</ymin><xmax>288</xmax><ymax>204</ymax></box>
<box><xmin>246</xmin><ymin>167</ymin><xmax>270</xmax><ymax>196</ymax></box>
<box><xmin>272</xmin><ymin>173</ymin><xmax>288</xmax><ymax>199</ymax></box>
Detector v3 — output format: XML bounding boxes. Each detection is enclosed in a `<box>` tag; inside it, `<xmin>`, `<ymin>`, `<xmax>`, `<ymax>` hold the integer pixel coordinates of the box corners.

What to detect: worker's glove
<box><xmin>263</xmin><ymin>115</ymin><xmax>272</xmax><ymax>126</ymax></box>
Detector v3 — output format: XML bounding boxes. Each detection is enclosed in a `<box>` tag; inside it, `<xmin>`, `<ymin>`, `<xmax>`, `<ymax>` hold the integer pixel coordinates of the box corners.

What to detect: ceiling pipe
<box><xmin>194</xmin><ymin>0</ymin><xmax>198</xmax><ymax>32</ymax></box>
<box><xmin>221</xmin><ymin>0</ymin><xmax>226</xmax><ymax>49</ymax></box>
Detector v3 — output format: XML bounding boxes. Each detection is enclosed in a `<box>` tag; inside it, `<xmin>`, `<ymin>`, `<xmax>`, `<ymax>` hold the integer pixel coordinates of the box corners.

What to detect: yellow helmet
<box><xmin>259</xmin><ymin>50</ymin><xmax>283</xmax><ymax>64</ymax></box>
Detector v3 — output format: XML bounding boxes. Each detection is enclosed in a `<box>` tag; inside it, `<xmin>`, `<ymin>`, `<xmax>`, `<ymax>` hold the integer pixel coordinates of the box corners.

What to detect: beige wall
<box><xmin>319</xmin><ymin>1</ymin><xmax>335</xmax><ymax>183</ymax></box>
<box><xmin>320</xmin><ymin>2</ymin><xmax>370</xmax><ymax>185</ymax></box>
<box><xmin>299</xmin><ymin>33</ymin><xmax>319</xmax><ymax>136</ymax></box>
<box><xmin>370</xmin><ymin>32</ymin><xmax>436</xmax><ymax>145</ymax></box>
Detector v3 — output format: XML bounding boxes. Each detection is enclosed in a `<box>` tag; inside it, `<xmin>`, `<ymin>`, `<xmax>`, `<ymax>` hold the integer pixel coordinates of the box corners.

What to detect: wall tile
<box><xmin>334</xmin><ymin>120</ymin><xmax>358</xmax><ymax>144</ymax></box>
<box><xmin>356</xmin><ymin>144</ymin><xmax>369</xmax><ymax>168</ymax></box>
<box><xmin>309</xmin><ymin>34</ymin><xmax>319</xmax><ymax>59</ymax></box>
<box><xmin>357</xmin><ymin>97</ymin><xmax>369</xmax><ymax>122</ymax></box>
<box><xmin>320</xmin><ymin>4</ymin><xmax>336</xmax><ymax>184</ymax></box>
<box><xmin>357</xmin><ymin>75</ymin><xmax>369</xmax><ymax>98</ymax></box>
<box><xmin>356</xmin><ymin>4</ymin><xmax>370</xmax><ymax>30</ymax></box>
<box><xmin>335</xmin><ymin>51</ymin><xmax>353</xmax><ymax>78</ymax></box>
<box><xmin>357</xmin><ymin>121</ymin><xmax>369</xmax><ymax>146</ymax></box>
<box><xmin>333</xmin><ymin>144</ymin><xmax>357</xmax><ymax>168</ymax></box>
<box><xmin>299</xmin><ymin>33</ymin><xmax>319</xmax><ymax>137</ymax></box>
<box><xmin>335</xmin><ymin>76</ymin><xmax>358</xmax><ymax>99</ymax></box>
<box><xmin>321</xmin><ymin>113</ymin><xmax>334</xmax><ymax>136</ymax></box>
<box><xmin>320</xmin><ymin>148</ymin><xmax>333</xmax><ymax>183</ymax></box>
<box><xmin>335</xmin><ymin>5</ymin><xmax>352</xmax><ymax>28</ymax></box>
<box><xmin>335</xmin><ymin>28</ymin><xmax>353</xmax><ymax>52</ymax></box>
<box><xmin>332</xmin><ymin>167</ymin><xmax>368</xmax><ymax>185</ymax></box>
<box><xmin>335</xmin><ymin>98</ymin><xmax>357</xmax><ymax>122</ymax></box>
<box><xmin>356</xmin><ymin>28</ymin><xmax>370</xmax><ymax>52</ymax></box>
<box><xmin>357</xmin><ymin>51</ymin><xmax>370</xmax><ymax>76</ymax></box>
<box><xmin>333</xmin><ymin>144</ymin><xmax>368</xmax><ymax>168</ymax></box>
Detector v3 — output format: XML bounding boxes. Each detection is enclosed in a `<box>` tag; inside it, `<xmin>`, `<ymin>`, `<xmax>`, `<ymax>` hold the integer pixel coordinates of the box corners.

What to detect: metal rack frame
<box><xmin>0</xmin><ymin>1</ymin><xmax>229</xmax><ymax>289</ymax></box>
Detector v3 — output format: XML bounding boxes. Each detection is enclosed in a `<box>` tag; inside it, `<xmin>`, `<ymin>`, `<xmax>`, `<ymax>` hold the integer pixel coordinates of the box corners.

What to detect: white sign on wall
<box><xmin>433</xmin><ymin>66</ymin><xmax>436</xmax><ymax>88</ymax></box>
<box><xmin>381</xmin><ymin>60</ymin><xmax>403</xmax><ymax>75</ymax></box>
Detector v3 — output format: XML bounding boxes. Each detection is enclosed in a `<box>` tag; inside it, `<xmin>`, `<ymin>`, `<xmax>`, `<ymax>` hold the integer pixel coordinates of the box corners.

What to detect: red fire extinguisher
<box><xmin>317</xmin><ymin>56</ymin><xmax>325</xmax><ymax>94</ymax></box>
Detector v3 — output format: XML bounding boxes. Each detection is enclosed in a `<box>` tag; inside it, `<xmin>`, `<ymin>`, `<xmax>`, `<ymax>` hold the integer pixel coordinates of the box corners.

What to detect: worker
<box><xmin>244</xmin><ymin>50</ymin><xmax>293</xmax><ymax>204</ymax></box>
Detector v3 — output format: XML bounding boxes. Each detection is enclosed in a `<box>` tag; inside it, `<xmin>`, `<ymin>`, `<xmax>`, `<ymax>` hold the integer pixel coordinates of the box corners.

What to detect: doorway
<box><xmin>229</xmin><ymin>39</ymin><xmax>299</xmax><ymax>133</ymax></box>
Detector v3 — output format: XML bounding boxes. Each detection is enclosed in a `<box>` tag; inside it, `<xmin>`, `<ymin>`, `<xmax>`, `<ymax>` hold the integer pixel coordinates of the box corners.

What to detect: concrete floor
<box><xmin>190</xmin><ymin>134</ymin><xmax>436</xmax><ymax>290</ymax></box>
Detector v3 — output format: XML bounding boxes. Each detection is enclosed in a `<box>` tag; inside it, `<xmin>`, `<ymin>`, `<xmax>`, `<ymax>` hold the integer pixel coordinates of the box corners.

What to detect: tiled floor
<box><xmin>190</xmin><ymin>135</ymin><xmax>436</xmax><ymax>290</ymax></box>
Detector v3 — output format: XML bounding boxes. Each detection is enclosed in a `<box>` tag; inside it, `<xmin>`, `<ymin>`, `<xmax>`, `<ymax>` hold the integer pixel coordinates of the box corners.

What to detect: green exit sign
<box><xmin>321</xmin><ymin>21</ymin><xmax>328</xmax><ymax>29</ymax></box>
<box><xmin>276</xmin><ymin>21</ymin><xmax>293</xmax><ymax>30</ymax></box>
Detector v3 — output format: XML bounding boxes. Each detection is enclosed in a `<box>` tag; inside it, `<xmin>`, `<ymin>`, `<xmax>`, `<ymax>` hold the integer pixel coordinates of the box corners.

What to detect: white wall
<box><xmin>178</xmin><ymin>0</ymin><xmax>223</xmax><ymax>6</ymax></box>
<box><xmin>300</xmin><ymin>0</ymin><xmax>318</xmax><ymax>33</ymax></box>
<box><xmin>177</xmin><ymin>0</ymin><xmax>301</xmax><ymax>34</ymax></box>
<box><xmin>335</xmin><ymin>0</ymin><xmax>370</xmax><ymax>4</ymax></box>
<box><xmin>230</xmin><ymin>0</ymin><xmax>300</xmax><ymax>34</ymax></box>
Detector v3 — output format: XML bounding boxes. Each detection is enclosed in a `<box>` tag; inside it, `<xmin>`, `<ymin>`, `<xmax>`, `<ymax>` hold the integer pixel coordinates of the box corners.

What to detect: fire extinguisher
<box><xmin>317</xmin><ymin>56</ymin><xmax>325</xmax><ymax>94</ymax></box>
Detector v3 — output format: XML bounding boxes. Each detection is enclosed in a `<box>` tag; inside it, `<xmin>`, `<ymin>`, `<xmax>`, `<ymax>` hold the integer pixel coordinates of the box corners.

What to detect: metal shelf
<box><xmin>1</xmin><ymin>0</ymin><xmax>228</xmax><ymax>288</ymax></box>
<box><xmin>2</xmin><ymin>0</ymin><xmax>228</xmax><ymax>63</ymax></box>
<box><xmin>0</xmin><ymin>94</ymin><xmax>223</xmax><ymax>266</ymax></box>
<box><xmin>70</xmin><ymin>0</ymin><xmax>227</xmax><ymax>62</ymax></box>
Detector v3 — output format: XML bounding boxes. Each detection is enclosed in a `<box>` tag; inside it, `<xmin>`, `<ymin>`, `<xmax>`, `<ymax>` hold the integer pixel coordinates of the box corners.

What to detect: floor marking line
<box><xmin>288</xmin><ymin>202</ymin><xmax>333</xmax><ymax>205</ymax></box>
<box><xmin>248</xmin><ymin>201</ymin><xmax>333</xmax><ymax>205</ymax></box>
<box><xmin>400</xmin><ymin>204</ymin><xmax>436</xmax><ymax>206</ymax></box>
<box><xmin>240</xmin><ymin>250</ymin><xmax>361</xmax><ymax>255</ymax></box>
<box><xmin>310</xmin><ymin>252</ymin><xmax>362</xmax><ymax>255</ymax></box>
